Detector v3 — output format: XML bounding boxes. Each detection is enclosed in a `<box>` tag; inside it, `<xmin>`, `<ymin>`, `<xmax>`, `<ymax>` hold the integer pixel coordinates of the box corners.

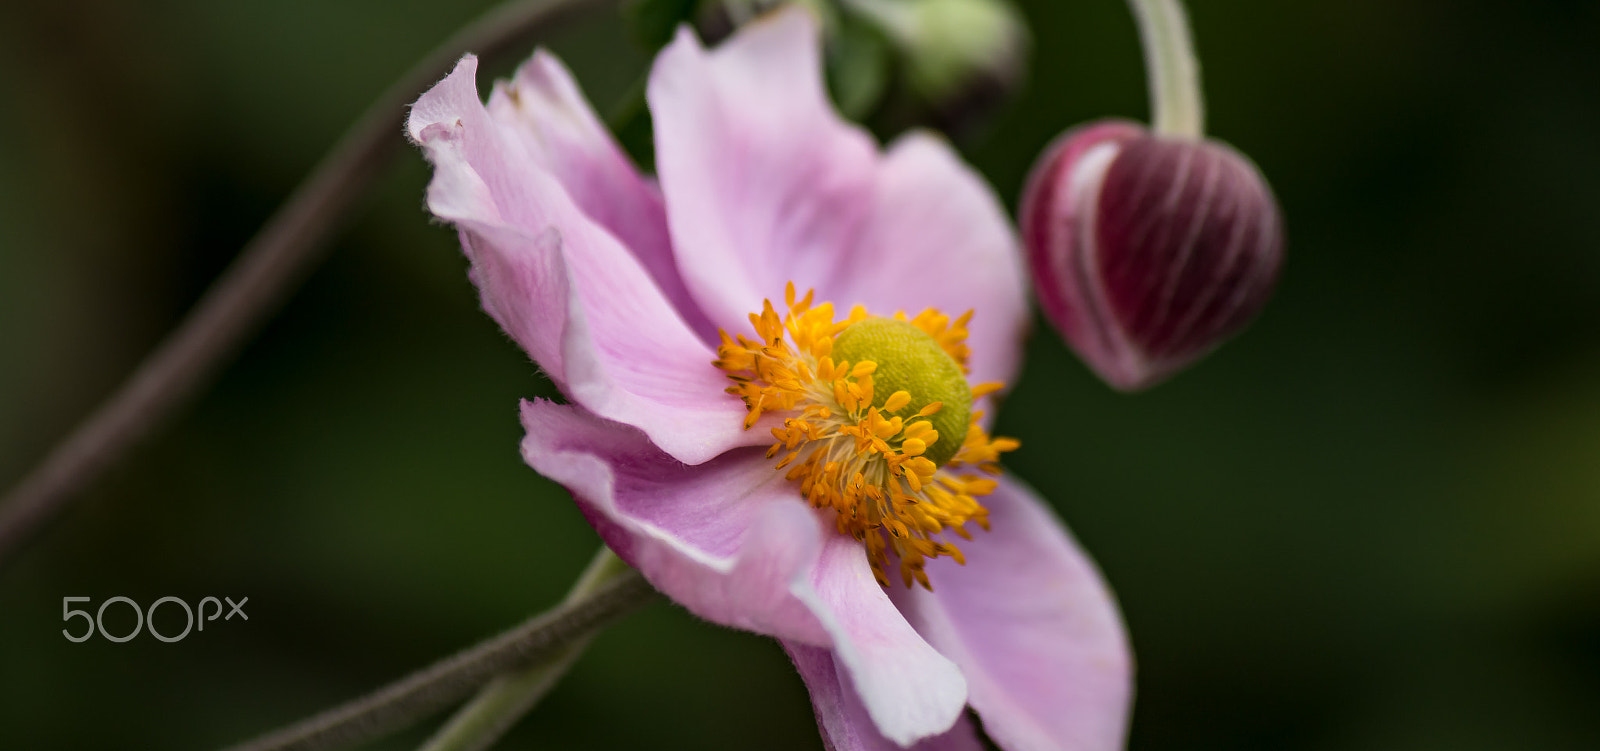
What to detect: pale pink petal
<box><xmin>521</xmin><ymin>399</ymin><xmax>968</xmax><ymax>746</ymax></box>
<box><xmin>484</xmin><ymin>51</ymin><xmax>716</xmax><ymax>341</ymax></box>
<box><xmin>797</xmin><ymin>535</ymin><xmax>969</xmax><ymax>746</ymax></box>
<box><xmin>409</xmin><ymin>56</ymin><xmax>753</xmax><ymax>464</ymax></box>
<box><xmin>834</xmin><ymin>132</ymin><xmax>1030</xmax><ymax>390</ymax></box>
<box><xmin>785</xmin><ymin>642</ymin><xmax>985</xmax><ymax>751</ymax></box>
<box><xmin>648</xmin><ymin>8</ymin><xmax>880</xmax><ymax>331</ymax></box>
<box><xmin>890</xmin><ymin>477</ymin><xmax>1133</xmax><ymax>751</ymax></box>
<box><xmin>648</xmin><ymin>11</ymin><xmax>1027</xmax><ymax>395</ymax></box>
<box><xmin>520</xmin><ymin>398</ymin><xmax>830</xmax><ymax>639</ymax></box>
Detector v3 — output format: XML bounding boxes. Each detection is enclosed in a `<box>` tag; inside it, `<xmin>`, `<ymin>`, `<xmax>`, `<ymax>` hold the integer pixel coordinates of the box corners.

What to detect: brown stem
<box><xmin>219</xmin><ymin>564</ymin><xmax>657</xmax><ymax>751</ymax></box>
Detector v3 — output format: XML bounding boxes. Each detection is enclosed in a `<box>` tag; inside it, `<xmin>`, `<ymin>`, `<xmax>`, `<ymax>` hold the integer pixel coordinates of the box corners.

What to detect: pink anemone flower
<box><xmin>407</xmin><ymin>8</ymin><xmax>1131</xmax><ymax>750</ymax></box>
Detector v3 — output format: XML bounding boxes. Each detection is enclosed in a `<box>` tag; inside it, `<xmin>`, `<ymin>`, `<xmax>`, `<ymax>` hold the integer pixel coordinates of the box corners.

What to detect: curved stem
<box><xmin>1126</xmin><ymin>0</ymin><xmax>1205</xmax><ymax>138</ymax></box>
<box><xmin>219</xmin><ymin>558</ymin><xmax>656</xmax><ymax>751</ymax></box>
<box><xmin>418</xmin><ymin>549</ymin><xmax>632</xmax><ymax>751</ymax></box>
<box><xmin>0</xmin><ymin>0</ymin><xmax>613</xmax><ymax>571</ymax></box>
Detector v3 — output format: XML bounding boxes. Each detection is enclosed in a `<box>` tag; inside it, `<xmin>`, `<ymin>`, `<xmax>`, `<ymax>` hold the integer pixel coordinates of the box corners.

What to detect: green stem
<box><xmin>417</xmin><ymin>549</ymin><xmax>633</xmax><ymax>751</ymax></box>
<box><xmin>0</xmin><ymin>0</ymin><xmax>615</xmax><ymax>572</ymax></box>
<box><xmin>220</xmin><ymin>552</ymin><xmax>655</xmax><ymax>751</ymax></box>
<box><xmin>1126</xmin><ymin>0</ymin><xmax>1205</xmax><ymax>138</ymax></box>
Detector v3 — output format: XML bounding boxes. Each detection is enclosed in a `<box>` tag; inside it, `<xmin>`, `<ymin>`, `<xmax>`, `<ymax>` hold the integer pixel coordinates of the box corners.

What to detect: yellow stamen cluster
<box><xmin>714</xmin><ymin>284</ymin><xmax>1020</xmax><ymax>589</ymax></box>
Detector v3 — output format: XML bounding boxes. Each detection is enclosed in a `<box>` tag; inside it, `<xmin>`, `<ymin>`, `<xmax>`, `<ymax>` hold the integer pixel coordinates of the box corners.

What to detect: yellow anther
<box><xmin>883</xmin><ymin>390</ymin><xmax>912</xmax><ymax>413</ymax></box>
<box><xmin>971</xmin><ymin>381</ymin><xmax>1004</xmax><ymax>398</ymax></box>
<box><xmin>711</xmin><ymin>285</ymin><xmax>1018</xmax><ymax>590</ymax></box>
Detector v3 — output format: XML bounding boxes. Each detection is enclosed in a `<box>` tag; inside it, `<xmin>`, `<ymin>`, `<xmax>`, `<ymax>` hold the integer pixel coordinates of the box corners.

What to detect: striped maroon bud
<box><xmin>1021</xmin><ymin>119</ymin><xmax>1284</xmax><ymax>391</ymax></box>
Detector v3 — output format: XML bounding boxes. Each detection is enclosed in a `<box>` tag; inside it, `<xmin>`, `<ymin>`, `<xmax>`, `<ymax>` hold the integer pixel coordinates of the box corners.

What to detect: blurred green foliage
<box><xmin>2</xmin><ymin>0</ymin><xmax>1599</xmax><ymax>749</ymax></box>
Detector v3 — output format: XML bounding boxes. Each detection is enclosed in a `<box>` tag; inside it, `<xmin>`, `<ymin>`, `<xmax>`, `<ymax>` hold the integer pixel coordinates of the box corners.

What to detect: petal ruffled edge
<box><xmin>484</xmin><ymin>50</ymin><xmax>718</xmax><ymax>342</ymax></box>
<box><xmin>409</xmin><ymin>55</ymin><xmax>756</xmax><ymax>464</ymax></box>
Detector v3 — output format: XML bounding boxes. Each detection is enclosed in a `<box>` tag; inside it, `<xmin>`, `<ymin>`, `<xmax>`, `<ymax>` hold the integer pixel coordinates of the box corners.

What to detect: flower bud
<box><xmin>1020</xmin><ymin>120</ymin><xmax>1284</xmax><ymax>391</ymax></box>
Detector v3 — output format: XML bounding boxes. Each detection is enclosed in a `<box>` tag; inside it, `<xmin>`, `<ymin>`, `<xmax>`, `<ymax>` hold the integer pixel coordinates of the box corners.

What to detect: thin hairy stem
<box><xmin>417</xmin><ymin>549</ymin><xmax>633</xmax><ymax>751</ymax></box>
<box><xmin>220</xmin><ymin>561</ymin><xmax>656</xmax><ymax>751</ymax></box>
<box><xmin>0</xmin><ymin>0</ymin><xmax>613</xmax><ymax>571</ymax></box>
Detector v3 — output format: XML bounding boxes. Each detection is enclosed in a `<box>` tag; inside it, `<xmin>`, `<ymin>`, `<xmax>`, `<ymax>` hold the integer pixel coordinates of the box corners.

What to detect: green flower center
<box><xmin>831</xmin><ymin>316</ymin><xmax>972</xmax><ymax>466</ymax></box>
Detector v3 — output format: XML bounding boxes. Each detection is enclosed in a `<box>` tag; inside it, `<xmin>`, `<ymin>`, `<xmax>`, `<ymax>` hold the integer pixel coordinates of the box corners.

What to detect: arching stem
<box><xmin>416</xmin><ymin>549</ymin><xmax>634</xmax><ymax>751</ymax></box>
<box><xmin>1126</xmin><ymin>0</ymin><xmax>1205</xmax><ymax>138</ymax></box>
<box><xmin>220</xmin><ymin>552</ymin><xmax>654</xmax><ymax>751</ymax></box>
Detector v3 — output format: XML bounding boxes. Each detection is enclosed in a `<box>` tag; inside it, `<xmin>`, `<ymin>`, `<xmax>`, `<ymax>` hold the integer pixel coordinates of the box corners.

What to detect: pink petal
<box><xmin>484</xmin><ymin>51</ymin><xmax>716</xmax><ymax>342</ymax></box>
<box><xmin>785</xmin><ymin>642</ymin><xmax>985</xmax><ymax>751</ymax></box>
<box><xmin>408</xmin><ymin>56</ymin><xmax>754</xmax><ymax>464</ymax></box>
<box><xmin>647</xmin><ymin>8</ymin><xmax>879</xmax><ymax>331</ymax></box>
<box><xmin>520</xmin><ymin>399</ymin><xmax>968</xmax><ymax>746</ymax></box>
<box><xmin>648</xmin><ymin>10</ymin><xmax>1028</xmax><ymax>392</ymax></box>
<box><xmin>520</xmin><ymin>398</ymin><xmax>830</xmax><ymax>639</ymax></box>
<box><xmin>799</xmin><ymin>535</ymin><xmax>969</xmax><ymax>746</ymax></box>
<box><xmin>834</xmin><ymin>132</ymin><xmax>1030</xmax><ymax>389</ymax></box>
<box><xmin>890</xmin><ymin>477</ymin><xmax>1133</xmax><ymax>751</ymax></box>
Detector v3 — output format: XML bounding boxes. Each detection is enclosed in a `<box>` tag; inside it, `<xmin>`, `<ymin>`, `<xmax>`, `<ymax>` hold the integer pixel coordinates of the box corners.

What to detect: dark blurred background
<box><xmin>3</xmin><ymin>0</ymin><xmax>1598</xmax><ymax>749</ymax></box>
